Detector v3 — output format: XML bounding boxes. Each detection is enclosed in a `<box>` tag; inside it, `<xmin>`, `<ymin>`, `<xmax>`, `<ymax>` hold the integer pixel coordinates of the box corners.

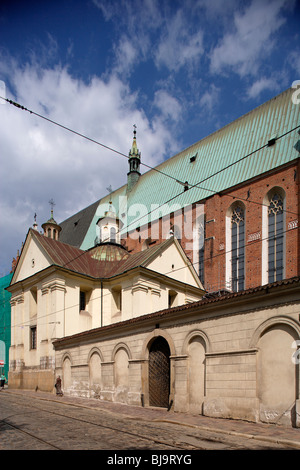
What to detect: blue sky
<box><xmin>0</xmin><ymin>0</ymin><xmax>299</xmax><ymax>275</ymax></box>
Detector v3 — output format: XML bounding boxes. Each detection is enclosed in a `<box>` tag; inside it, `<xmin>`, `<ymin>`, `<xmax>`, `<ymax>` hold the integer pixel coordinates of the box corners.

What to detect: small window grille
<box><xmin>30</xmin><ymin>326</ymin><xmax>37</xmax><ymax>350</ymax></box>
<box><xmin>80</xmin><ymin>291</ymin><xmax>86</xmax><ymax>311</ymax></box>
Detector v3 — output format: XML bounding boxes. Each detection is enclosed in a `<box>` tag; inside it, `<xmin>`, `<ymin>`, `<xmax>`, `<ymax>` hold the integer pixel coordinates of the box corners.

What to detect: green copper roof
<box><xmin>62</xmin><ymin>88</ymin><xmax>299</xmax><ymax>251</ymax></box>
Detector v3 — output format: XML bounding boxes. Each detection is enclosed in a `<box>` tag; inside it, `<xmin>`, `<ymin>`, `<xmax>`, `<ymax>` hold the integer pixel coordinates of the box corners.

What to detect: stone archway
<box><xmin>62</xmin><ymin>355</ymin><xmax>72</xmax><ymax>392</ymax></box>
<box><xmin>250</xmin><ymin>317</ymin><xmax>300</xmax><ymax>427</ymax></box>
<box><xmin>88</xmin><ymin>348</ymin><xmax>103</xmax><ymax>397</ymax></box>
<box><xmin>148</xmin><ymin>336</ymin><xmax>170</xmax><ymax>408</ymax></box>
<box><xmin>187</xmin><ymin>336</ymin><xmax>206</xmax><ymax>413</ymax></box>
<box><xmin>258</xmin><ymin>324</ymin><xmax>298</xmax><ymax>426</ymax></box>
<box><xmin>182</xmin><ymin>329</ymin><xmax>210</xmax><ymax>414</ymax></box>
<box><xmin>112</xmin><ymin>343</ymin><xmax>131</xmax><ymax>404</ymax></box>
<box><xmin>141</xmin><ymin>329</ymin><xmax>175</xmax><ymax>408</ymax></box>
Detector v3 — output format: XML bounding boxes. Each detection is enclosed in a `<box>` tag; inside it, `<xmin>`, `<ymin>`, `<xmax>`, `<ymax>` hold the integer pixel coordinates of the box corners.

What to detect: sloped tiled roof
<box><xmin>111</xmin><ymin>238</ymin><xmax>174</xmax><ymax>276</ymax></box>
<box><xmin>32</xmin><ymin>229</ymin><xmax>102</xmax><ymax>277</ymax></box>
<box><xmin>29</xmin><ymin>230</ymin><xmax>184</xmax><ymax>281</ymax></box>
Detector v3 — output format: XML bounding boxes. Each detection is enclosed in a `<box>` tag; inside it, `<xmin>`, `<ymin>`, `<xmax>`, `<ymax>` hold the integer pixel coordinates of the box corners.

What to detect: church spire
<box><xmin>127</xmin><ymin>125</ymin><xmax>141</xmax><ymax>192</ymax></box>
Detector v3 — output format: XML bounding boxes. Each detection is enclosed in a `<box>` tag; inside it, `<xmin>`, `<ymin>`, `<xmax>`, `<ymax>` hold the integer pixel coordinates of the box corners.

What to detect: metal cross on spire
<box><xmin>49</xmin><ymin>198</ymin><xmax>55</xmax><ymax>218</ymax></box>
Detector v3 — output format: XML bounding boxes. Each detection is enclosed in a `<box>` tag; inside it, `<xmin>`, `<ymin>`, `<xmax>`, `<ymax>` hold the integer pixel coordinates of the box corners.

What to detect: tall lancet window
<box><xmin>268</xmin><ymin>193</ymin><xmax>284</xmax><ymax>283</ymax></box>
<box><xmin>231</xmin><ymin>205</ymin><xmax>245</xmax><ymax>292</ymax></box>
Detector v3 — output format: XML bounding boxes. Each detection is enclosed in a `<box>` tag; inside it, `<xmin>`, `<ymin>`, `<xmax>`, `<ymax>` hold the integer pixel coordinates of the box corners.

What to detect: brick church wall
<box><xmin>124</xmin><ymin>160</ymin><xmax>299</xmax><ymax>292</ymax></box>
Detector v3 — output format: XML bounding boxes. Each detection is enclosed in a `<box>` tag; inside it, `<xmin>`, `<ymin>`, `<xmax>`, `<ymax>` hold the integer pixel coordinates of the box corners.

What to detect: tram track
<box><xmin>1</xmin><ymin>392</ymin><xmax>289</xmax><ymax>450</ymax></box>
<box><xmin>0</xmin><ymin>392</ymin><xmax>204</xmax><ymax>450</ymax></box>
<box><xmin>1</xmin><ymin>417</ymin><xmax>63</xmax><ymax>450</ymax></box>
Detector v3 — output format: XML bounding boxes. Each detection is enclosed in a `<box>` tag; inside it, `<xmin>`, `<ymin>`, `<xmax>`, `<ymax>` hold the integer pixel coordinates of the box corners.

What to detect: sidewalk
<box><xmin>4</xmin><ymin>388</ymin><xmax>300</xmax><ymax>449</ymax></box>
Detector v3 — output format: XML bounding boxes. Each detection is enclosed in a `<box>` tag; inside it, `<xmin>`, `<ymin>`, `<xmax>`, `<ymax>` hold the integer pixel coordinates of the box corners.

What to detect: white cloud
<box><xmin>246</xmin><ymin>77</ymin><xmax>280</xmax><ymax>98</ymax></box>
<box><xmin>199</xmin><ymin>84</ymin><xmax>220</xmax><ymax>112</ymax></box>
<box><xmin>92</xmin><ymin>0</ymin><xmax>117</xmax><ymax>21</ymax></box>
<box><xmin>197</xmin><ymin>0</ymin><xmax>239</xmax><ymax>19</ymax></box>
<box><xmin>0</xmin><ymin>58</ymin><xmax>180</xmax><ymax>274</ymax></box>
<box><xmin>155</xmin><ymin>10</ymin><xmax>204</xmax><ymax>72</ymax></box>
<box><xmin>1</xmin><ymin>0</ymin><xmax>298</xmax><ymax>276</ymax></box>
<box><xmin>210</xmin><ymin>0</ymin><xmax>291</xmax><ymax>77</ymax></box>
<box><xmin>112</xmin><ymin>36</ymin><xmax>139</xmax><ymax>77</ymax></box>
<box><xmin>153</xmin><ymin>90</ymin><xmax>182</xmax><ymax>122</ymax></box>
<box><xmin>287</xmin><ymin>49</ymin><xmax>300</xmax><ymax>76</ymax></box>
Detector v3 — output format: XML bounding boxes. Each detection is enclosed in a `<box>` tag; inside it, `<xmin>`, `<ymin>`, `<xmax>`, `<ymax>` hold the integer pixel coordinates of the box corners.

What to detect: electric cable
<box><xmin>0</xmin><ymin>95</ymin><xmax>187</xmax><ymax>186</ymax></box>
<box><xmin>0</xmin><ymin>93</ymin><xmax>299</xmax><ymax>307</ymax></box>
<box><xmin>1</xmin><ymin>94</ymin><xmax>299</xmax><ymax>218</ymax></box>
<box><xmin>1</xmin><ymin>223</ymin><xmax>298</xmax><ymax>333</ymax></box>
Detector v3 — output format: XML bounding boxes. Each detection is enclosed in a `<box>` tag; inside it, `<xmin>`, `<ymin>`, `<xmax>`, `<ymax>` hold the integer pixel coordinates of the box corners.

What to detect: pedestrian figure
<box><xmin>55</xmin><ymin>376</ymin><xmax>63</xmax><ymax>396</ymax></box>
<box><xmin>0</xmin><ymin>373</ymin><xmax>5</xmax><ymax>390</ymax></box>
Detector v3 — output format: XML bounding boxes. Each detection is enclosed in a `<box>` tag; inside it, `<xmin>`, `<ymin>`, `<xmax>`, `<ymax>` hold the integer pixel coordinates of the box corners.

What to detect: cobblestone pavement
<box><xmin>1</xmin><ymin>388</ymin><xmax>300</xmax><ymax>451</ymax></box>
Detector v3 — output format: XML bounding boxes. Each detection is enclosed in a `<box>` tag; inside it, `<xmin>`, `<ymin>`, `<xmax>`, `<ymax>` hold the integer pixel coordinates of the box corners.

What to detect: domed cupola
<box><xmin>89</xmin><ymin>243</ymin><xmax>129</xmax><ymax>262</ymax></box>
<box><xmin>96</xmin><ymin>201</ymin><xmax>122</xmax><ymax>245</ymax></box>
<box><xmin>41</xmin><ymin>199</ymin><xmax>61</xmax><ymax>241</ymax></box>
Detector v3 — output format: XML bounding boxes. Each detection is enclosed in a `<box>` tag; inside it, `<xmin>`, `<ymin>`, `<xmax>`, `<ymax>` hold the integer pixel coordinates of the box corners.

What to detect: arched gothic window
<box><xmin>231</xmin><ymin>205</ymin><xmax>245</xmax><ymax>291</ymax></box>
<box><xmin>268</xmin><ymin>193</ymin><xmax>284</xmax><ymax>283</ymax></box>
<box><xmin>226</xmin><ymin>203</ymin><xmax>245</xmax><ymax>292</ymax></box>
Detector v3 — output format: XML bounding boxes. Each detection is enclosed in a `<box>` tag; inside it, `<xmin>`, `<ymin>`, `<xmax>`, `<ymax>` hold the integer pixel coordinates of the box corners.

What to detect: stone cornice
<box><xmin>53</xmin><ymin>277</ymin><xmax>300</xmax><ymax>350</ymax></box>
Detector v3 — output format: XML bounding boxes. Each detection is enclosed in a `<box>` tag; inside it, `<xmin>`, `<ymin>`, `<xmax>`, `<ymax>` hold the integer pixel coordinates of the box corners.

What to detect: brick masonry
<box><xmin>125</xmin><ymin>160</ymin><xmax>300</xmax><ymax>293</ymax></box>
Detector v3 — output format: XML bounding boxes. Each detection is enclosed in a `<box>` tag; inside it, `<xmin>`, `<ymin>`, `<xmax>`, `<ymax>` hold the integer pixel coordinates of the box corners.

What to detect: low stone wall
<box><xmin>8</xmin><ymin>369</ymin><xmax>55</xmax><ymax>392</ymax></box>
<box><xmin>53</xmin><ymin>281</ymin><xmax>300</xmax><ymax>427</ymax></box>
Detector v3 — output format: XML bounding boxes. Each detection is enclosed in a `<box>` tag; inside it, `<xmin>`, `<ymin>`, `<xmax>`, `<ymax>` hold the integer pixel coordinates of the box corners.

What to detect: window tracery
<box><xmin>231</xmin><ymin>205</ymin><xmax>245</xmax><ymax>291</ymax></box>
<box><xmin>268</xmin><ymin>193</ymin><xmax>284</xmax><ymax>283</ymax></box>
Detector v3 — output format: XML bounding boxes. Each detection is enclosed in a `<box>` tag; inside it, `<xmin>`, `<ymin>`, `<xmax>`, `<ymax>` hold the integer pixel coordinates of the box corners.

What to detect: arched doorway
<box><xmin>149</xmin><ymin>336</ymin><xmax>170</xmax><ymax>408</ymax></box>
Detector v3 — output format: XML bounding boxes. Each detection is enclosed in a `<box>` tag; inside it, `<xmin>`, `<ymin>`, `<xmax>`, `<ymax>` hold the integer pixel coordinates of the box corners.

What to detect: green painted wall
<box><xmin>0</xmin><ymin>273</ymin><xmax>12</xmax><ymax>380</ymax></box>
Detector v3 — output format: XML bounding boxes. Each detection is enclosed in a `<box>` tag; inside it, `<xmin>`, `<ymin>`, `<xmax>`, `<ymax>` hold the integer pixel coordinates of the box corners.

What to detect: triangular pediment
<box><xmin>143</xmin><ymin>238</ymin><xmax>203</xmax><ymax>289</ymax></box>
<box><xmin>11</xmin><ymin>230</ymin><xmax>53</xmax><ymax>284</ymax></box>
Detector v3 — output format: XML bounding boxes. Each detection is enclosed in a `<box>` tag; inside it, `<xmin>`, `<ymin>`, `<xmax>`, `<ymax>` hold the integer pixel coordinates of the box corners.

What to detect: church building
<box><xmin>58</xmin><ymin>88</ymin><xmax>300</xmax><ymax>294</ymax></box>
<box><xmin>8</xmin><ymin>209</ymin><xmax>204</xmax><ymax>391</ymax></box>
<box><xmin>7</xmin><ymin>87</ymin><xmax>300</xmax><ymax>427</ymax></box>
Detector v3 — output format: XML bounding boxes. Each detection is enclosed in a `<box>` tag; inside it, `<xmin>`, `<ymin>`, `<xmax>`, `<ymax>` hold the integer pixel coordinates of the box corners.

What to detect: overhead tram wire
<box><xmin>2</xmin><ymin>222</ymin><xmax>298</xmax><ymax>334</ymax></box>
<box><xmin>1</xmin><ymin>97</ymin><xmax>299</xmax><ymax>330</ymax></box>
<box><xmin>1</xmin><ymin>94</ymin><xmax>299</xmax><ymax>219</ymax></box>
<box><xmin>80</xmin><ymin>114</ymin><xmax>299</xmax><ymax>247</ymax></box>
<box><xmin>0</xmin><ymin>96</ymin><xmax>187</xmax><ymax>187</ymax></box>
<box><xmin>1</xmin><ymin>94</ymin><xmax>299</xmax><ymax>270</ymax></box>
